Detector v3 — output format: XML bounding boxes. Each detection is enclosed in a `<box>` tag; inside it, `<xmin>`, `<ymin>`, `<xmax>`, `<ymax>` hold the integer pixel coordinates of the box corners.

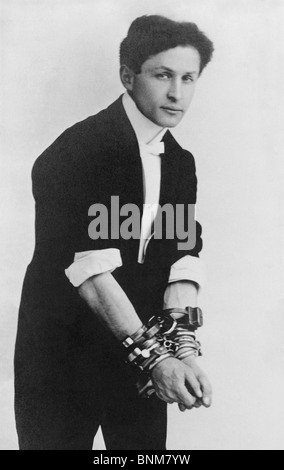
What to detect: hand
<box><xmin>178</xmin><ymin>355</ymin><xmax>212</xmax><ymax>412</ymax></box>
<box><xmin>151</xmin><ymin>357</ymin><xmax>203</xmax><ymax>410</ymax></box>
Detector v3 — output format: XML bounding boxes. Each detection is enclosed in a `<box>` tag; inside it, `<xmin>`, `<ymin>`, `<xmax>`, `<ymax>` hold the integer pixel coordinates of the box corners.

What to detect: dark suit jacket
<box><xmin>15</xmin><ymin>95</ymin><xmax>202</xmax><ymax>398</ymax></box>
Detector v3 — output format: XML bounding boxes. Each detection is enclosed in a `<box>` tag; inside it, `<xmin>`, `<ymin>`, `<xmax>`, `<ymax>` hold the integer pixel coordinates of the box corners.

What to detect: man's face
<box><xmin>127</xmin><ymin>46</ymin><xmax>200</xmax><ymax>128</ymax></box>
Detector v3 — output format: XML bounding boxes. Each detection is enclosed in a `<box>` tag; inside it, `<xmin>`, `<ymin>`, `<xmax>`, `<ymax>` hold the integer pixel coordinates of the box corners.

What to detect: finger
<box><xmin>179</xmin><ymin>399</ymin><xmax>201</xmax><ymax>410</ymax></box>
<box><xmin>155</xmin><ymin>389</ymin><xmax>176</xmax><ymax>405</ymax></box>
<box><xmin>184</xmin><ymin>368</ymin><xmax>203</xmax><ymax>399</ymax></box>
<box><xmin>198</xmin><ymin>374</ymin><xmax>213</xmax><ymax>407</ymax></box>
<box><xmin>193</xmin><ymin>399</ymin><xmax>202</xmax><ymax>408</ymax></box>
<box><xmin>160</xmin><ymin>396</ymin><xmax>175</xmax><ymax>404</ymax></box>
<box><xmin>176</xmin><ymin>384</ymin><xmax>197</xmax><ymax>409</ymax></box>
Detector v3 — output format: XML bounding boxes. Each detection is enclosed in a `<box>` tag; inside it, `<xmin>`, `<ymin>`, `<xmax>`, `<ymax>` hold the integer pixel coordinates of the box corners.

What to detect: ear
<box><xmin>120</xmin><ymin>65</ymin><xmax>135</xmax><ymax>91</ymax></box>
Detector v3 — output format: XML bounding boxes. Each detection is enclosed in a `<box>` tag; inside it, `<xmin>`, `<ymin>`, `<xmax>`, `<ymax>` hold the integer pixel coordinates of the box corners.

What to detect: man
<box><xmin>14</xmin><ymin>15</ymin><xmax>214</xmax><ymax>450</ymax></box>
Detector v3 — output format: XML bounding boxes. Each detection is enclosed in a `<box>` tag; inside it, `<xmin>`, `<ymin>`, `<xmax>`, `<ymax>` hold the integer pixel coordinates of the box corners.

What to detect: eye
<box><xmin>183</xmin><ymin>75</ymin><xmax>194</xmax><ymax>83</ymax></box>
<box><xmin>156</xmin><ymin>72</ymin><xmax>171</xmax><ymax>80</ymax></box>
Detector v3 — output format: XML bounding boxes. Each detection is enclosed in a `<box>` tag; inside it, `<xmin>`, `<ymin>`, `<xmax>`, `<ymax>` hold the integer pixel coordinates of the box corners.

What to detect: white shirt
<box><xmin>65</xmin><ymin>92</ymin><xmax>206</xmax><ymax>305</ymax></box>
<box><xmin>122</xmin><ymin>92</ymin><xmax>167</xmax><ymax>262</ymax></box>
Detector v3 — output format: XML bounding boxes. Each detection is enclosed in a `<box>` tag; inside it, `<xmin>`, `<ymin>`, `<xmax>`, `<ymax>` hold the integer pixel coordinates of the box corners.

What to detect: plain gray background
<box><xmin>1</xmin><ymin>0</ymin><xmax>283</xmax><ymax>450</ymax></box>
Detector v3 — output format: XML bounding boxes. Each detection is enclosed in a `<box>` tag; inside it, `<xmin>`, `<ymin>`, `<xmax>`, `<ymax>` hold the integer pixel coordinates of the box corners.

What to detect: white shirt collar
<box><xmin>122</xmin><ymin>92</ymin><xmax>167</xmax><ymax>145</ymax></box>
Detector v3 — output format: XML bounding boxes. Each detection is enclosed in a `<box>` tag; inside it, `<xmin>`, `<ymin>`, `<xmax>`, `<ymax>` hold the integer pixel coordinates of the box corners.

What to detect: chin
<box><xmin>148</xmin><ymin>113</ymin><xmax>182</xmax><ymax>128</ymax></box>
<box><xmin>158</xmin><ymin>118</ymin><xmax>181</xmax><ymax>128</ymax></box>
<box><xmin>155</xmin><ymin>113</ymin><xmax>183</xmax><ymax>128</ymax></box>
<box><xmin>165</xmin><ymin>121</ymin><xmax>179</xmax><ymax>128</ymax></box>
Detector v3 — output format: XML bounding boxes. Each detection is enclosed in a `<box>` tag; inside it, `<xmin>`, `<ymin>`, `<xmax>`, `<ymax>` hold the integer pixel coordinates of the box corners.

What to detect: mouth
<box><xmin>161</xmin><ymin>107</ymin><xmax>183</xmax><ymax>114</ymax></box>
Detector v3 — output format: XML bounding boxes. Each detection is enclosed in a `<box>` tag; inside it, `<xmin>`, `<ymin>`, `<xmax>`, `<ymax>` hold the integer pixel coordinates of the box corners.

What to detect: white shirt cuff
<box><xmin>168</xmin><ymin>255</ymin><xmax>206</xmax><ymax>288</ymax></box>
<box><xmin>65</xmin><ymin>248</ymin><xmax>122</xmax><ymax>287</ymax></box>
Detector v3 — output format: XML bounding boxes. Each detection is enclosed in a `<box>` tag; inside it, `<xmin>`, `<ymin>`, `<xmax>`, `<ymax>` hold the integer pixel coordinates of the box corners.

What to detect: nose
<box><xmin>167</xmin><ymin>78</ymin><xmax>182</xmax><ymax>101</ymax></box>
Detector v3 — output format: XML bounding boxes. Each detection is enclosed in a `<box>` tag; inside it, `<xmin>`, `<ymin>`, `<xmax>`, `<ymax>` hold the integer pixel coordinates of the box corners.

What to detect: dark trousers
<box><xmin>16</xmin><ymin>388</ymin><xmax>167</xmax><ymax>450</ymax></box>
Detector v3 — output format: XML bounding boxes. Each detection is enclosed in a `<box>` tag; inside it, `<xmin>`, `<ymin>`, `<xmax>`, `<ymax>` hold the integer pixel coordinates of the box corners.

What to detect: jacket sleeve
<box><xmin>174</xmin><ymin>149</ymin><xmax>203</xmax><ymax>259</ymax></box>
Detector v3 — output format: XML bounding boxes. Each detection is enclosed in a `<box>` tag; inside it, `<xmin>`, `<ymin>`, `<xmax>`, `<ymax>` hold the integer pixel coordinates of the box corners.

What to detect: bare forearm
<box><xmin>163</xmin><ymin>280</ymin><xmax>198</xmax><ymax>309</ymax></box>
<box><xmin>78</xmin><ymin>271</ymin><xmax>142</xmax><ymax>340</ymax></box>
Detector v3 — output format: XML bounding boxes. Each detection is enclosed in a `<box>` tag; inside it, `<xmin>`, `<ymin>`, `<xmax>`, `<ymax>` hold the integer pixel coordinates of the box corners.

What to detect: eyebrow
<box><xmin>153</xmin><ymin>66</ymin><xmax>199</xmax><ymax>76</ymax></box>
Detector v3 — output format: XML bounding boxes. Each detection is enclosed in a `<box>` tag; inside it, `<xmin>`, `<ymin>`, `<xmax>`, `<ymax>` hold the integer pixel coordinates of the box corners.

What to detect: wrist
<box><xmin>150</xmin><ymin>355</ymin><xmax>177</xmax><ymax>375</ymax></box>
<box><xmin>122</xmin><ymin>317</ymin><xmax>174</xmax><ymax>375</ymax></box>
<box><xmin>158</xmin><ymin>307</ymin><xmax>203</xmax><ymax>360</ymax></box>
<box><xmin>162</xmin><ymin>306</ymin><xmax>203</xmax><ymax>329</ymax></box>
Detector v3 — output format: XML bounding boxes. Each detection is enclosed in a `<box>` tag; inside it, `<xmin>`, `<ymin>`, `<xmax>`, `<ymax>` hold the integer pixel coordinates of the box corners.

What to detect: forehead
<box><xmin>141</xmin><ymin>46</ymin><xmax>201</xmax><ymax>74</ymax></box>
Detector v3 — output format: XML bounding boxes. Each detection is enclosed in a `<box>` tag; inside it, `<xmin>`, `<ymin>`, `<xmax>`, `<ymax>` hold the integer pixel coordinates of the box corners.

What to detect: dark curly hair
<box><xmin>120</xmin><ymin>15</ymin><xmax>214</xmax><ymax>75</ymax></box>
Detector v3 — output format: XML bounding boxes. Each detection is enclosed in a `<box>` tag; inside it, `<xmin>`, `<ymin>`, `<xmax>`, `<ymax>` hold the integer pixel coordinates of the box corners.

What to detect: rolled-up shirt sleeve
<box><xmin>164</xmin><ymin>255</ymin><xmax>206</xmax><ymax>309</ymax></box>
<box><xmin>65</xmin><ymin>248</ymin><xmax>122</xmax><ymax>287</ymax></box>
<box><xmin>168</xmin><ymin>255</ymin><xmax>206</xmax><ymax>287</ymax></box>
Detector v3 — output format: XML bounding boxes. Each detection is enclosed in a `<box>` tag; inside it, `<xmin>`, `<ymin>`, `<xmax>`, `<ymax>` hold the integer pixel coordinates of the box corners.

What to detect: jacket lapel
<box><xmin>106</xmin><ymin>97</ymin><xmax>144</xmax><ymax>262</ymax></box>
<box><xmin>110</xmin><ymin>97</ymin><xmax>144</xmax><ymax>212</ymax></box>
<box><xmin>159</xmin><ymin>130</ymin><xmax>181</xmax><ymax>207</ymax></box>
